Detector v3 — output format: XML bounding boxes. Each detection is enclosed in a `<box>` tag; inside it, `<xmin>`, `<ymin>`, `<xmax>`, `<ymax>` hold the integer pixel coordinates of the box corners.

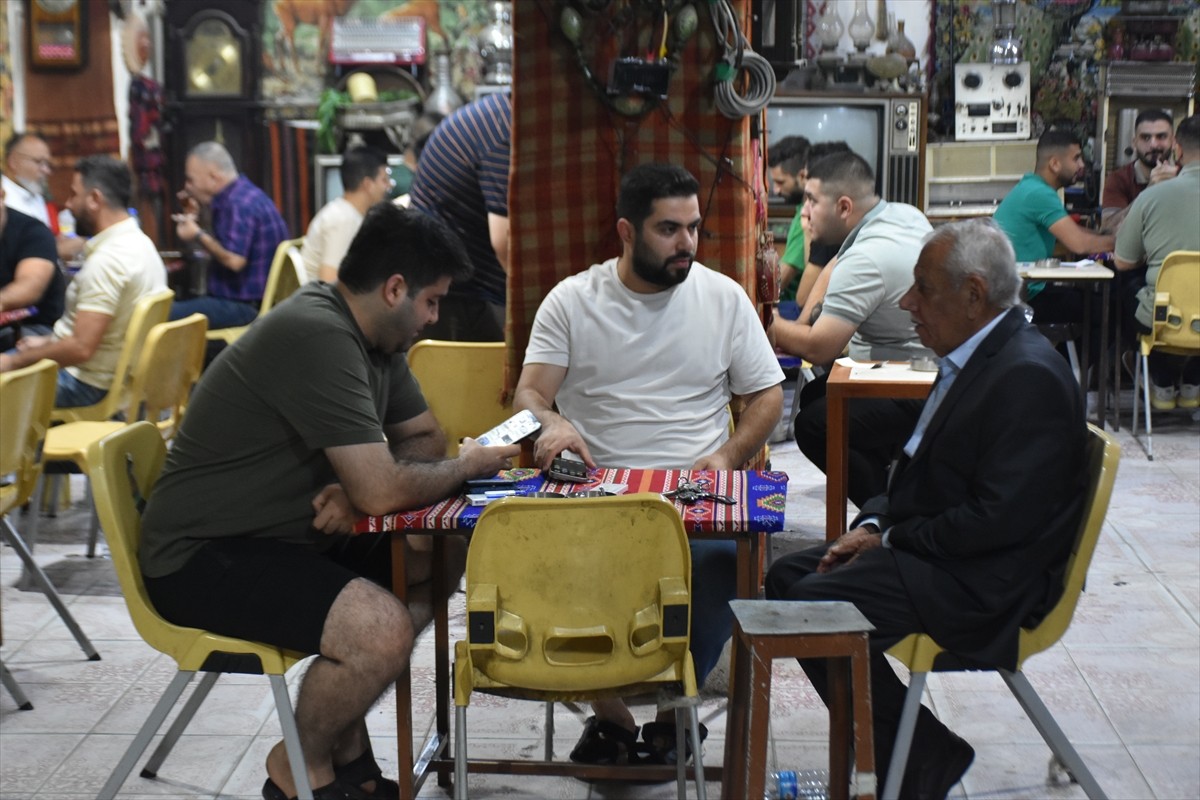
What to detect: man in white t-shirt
<box><xmin>302</xmin><ymin>145</ymin><xmax>393</xmax><ymax>283</ymax></box>
<box><xmin>0</xmin><ymin>156</ymin><xmax>166</xmax><ymax>407</ymax></box>
<box><xmin>514</xmin><ymin>162</ymin><xmax>784</xmax><ymax>768</ymax></box>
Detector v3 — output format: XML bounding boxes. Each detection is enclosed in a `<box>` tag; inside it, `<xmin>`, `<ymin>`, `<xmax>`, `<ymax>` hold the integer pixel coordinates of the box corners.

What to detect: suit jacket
<box><xmin>855</xmin><ymin>306</ymin><xmax>1088</xmax><ymax>669</ymax></box>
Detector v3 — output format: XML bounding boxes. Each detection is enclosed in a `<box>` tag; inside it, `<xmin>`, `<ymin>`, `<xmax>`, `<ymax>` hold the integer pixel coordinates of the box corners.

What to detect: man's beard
<box><xmin>632</xmin><ymin>238</ymin><xmax>692</xmax><ymax>288</ymax></box>
<box><xmin>1138</xmin><ymin>149</ymin><xmax>1169</xmax><ymax>169</ymax></box>
<box><xmin>16</xmin><ymin>175</ymin><xmax>47</xmax><ymax>197</ymax></box>
<box><xmin>785</xmin><ymin>186</ymin><xmax>804</xmax><ymax>204</ymax></box>
<box><xmin>74</xmin><ymin>210</ymin><xmax>96</xmax><ymax>238</ymax></box>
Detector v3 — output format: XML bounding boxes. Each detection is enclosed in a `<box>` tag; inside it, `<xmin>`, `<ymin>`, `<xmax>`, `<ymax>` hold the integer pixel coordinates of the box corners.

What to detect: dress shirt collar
<box><xmin>82</xmin><ymin>216</ymin><xmax>139</xmax><ymax>258</ymax></box>
<box><xmin>836</xmin><ymin>199</ymin><xmax>888</xmax><ymax>260</ymax></box>
<box><xmin>941</xmin><ymin>308</ymin><xmax>1009</xmax><ymax>376</ymax></box>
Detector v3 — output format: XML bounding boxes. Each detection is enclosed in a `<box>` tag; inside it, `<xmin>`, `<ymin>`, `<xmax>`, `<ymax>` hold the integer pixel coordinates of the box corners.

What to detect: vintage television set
<box><xmin>764</xmin><ymin>92</ymin><xmax>925</xmax><ymax>225</ymax></box>
<box><xmin>314</xmin><ymin>153</ymin><xmax>411</xmax><ymax>209</ymax></box>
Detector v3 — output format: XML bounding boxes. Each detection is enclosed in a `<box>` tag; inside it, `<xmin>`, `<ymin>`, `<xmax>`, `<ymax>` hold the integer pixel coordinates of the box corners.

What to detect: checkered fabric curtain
<box><xmin>507</xmin><ymin>0</ymin><xmax>760</xmax><ymax>394</ymax></box>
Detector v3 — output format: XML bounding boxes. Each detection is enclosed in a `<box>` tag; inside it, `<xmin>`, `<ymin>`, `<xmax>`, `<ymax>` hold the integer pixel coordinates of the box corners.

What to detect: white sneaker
<box><xmin>1179</xmin><ymin>384</ymin><xmax>1200</xmax><ymax>409</ymax></box>
<box><xmin>1151</xmin><ymin>383</ymin><xmax>1177</xmax><ymax>411</ymax></box>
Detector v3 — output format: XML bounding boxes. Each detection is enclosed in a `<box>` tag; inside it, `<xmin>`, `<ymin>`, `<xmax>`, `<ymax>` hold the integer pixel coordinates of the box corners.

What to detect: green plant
<box><xmin>316</xmin><ymin>87</ymin><xmax>419</xmax><ymax>153</ymax></box>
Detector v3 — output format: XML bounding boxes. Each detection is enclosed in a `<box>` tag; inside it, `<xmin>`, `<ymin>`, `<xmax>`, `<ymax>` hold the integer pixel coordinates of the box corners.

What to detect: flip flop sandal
<box><xmin>262</xmin><ymin>776</ymin><xmax>372</xmax><ymax>800</ymax></box>
<box><xmin>639</xmin><ymin>721</ymin><xmax>709</xmax><ymax>765</ymax></box>
<box><xmin>336</xmin><ymin>748</ymin><xmax>400</xmax><ymax>800</ymax></box>
<box><xmin>568</xmin><ymin>715</ymin><xmax>640</xmax><ymax>765</ymax></box>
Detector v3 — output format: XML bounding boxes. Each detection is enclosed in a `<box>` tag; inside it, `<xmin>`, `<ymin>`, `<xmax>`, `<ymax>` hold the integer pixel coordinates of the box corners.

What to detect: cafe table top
<box><xmin>354</xmin><ymin>467</ymin><xmax>790</xmax><ymax>535</ymax></box>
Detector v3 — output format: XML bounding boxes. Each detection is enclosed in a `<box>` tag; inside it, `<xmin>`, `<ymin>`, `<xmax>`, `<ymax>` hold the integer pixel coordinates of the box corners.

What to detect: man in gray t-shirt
<box><xmin>140</xmin><ymin>204</ymin><xmax>520</xmax><ymax>799</ymax></box>
<box><xmin>770</xmin><ymin>151</ymin><xmax>933</xmax><ymax>507</ymax></box>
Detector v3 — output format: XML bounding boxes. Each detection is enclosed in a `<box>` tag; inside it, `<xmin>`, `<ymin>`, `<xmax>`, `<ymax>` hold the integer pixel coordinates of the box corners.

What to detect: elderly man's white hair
<box><xmin>188</xmin><ymin>141</ymin><xmax>238</xmax><ymax>177</ymax></box>
<box><xmin>922</xmin><ymin>218</ymin><xmax>1022</xmax><ymax>309</ymax></box>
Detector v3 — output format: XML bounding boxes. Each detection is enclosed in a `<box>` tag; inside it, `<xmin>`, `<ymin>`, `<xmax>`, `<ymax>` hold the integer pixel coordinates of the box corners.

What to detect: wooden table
<box><xmin>356</xmin><ymin>467</ymin><xmax>790</xmax><ymax>798</ymax></box>
<box><xmin>825</xmin><ymin>363</ymin><xmax>933</xmax><ymax>540</ymax></box>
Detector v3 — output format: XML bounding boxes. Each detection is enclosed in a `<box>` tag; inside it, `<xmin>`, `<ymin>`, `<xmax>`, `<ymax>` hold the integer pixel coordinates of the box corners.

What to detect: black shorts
<box><xmin>143</xmin><ymin>534</ymin><xmax>394</xmax><ymax>655</ymax></box>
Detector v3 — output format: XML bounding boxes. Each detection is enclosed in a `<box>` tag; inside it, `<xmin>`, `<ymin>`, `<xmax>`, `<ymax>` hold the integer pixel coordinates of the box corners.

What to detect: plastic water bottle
<box><xmin>766</xmin><ymin>769</ymin><xmax>829</xmax><ymax>800</ymax></box>
<box><xmin>58</xmin><ymin>208</ymin><xmax>76</xmax><ymax>237</ymax></box>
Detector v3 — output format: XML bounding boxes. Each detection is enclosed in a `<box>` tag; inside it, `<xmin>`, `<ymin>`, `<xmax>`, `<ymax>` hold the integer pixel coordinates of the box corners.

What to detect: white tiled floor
<box><xmin>2</xmin><ymin>402</ymin><xmax>1197</xmax><ymax>799</ymax></box>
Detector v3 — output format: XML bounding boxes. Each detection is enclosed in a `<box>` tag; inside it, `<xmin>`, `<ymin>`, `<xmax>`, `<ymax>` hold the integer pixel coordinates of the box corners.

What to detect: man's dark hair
<box><xmin>767</xmin><ymin>136</ymin><xmax>810</xmax><ymax>175</ymax></box>
<box><xmin>1036</xmin><ymin>128</ymin><xmax>1081</xmax><ymax>165</ymax></box>
<box><xmin>4</xmin><ymin>131</ymin><xmax>45</xmax><ymax>156</ymax></box>
<box><xmin>616</xmin><ymin>162</ymin><xmax>700</xmax><ymax>230</ymax></box>
<box><xmin>339</xmin><ymin>203</ymin><xmax>472</xmax><ymax>295</ymax></box>
<box><xmin>807</xmin><ymin>150</ymin><xmax>875</xmax><ymax>201</ymax></box>
<box><xmin>340</xmin><ymin>145</ymin><xmax>389</xmax><ymax>192</ymax></box>
<box><xmin>1134</xmin><ymin>108</ymin><xmax>1172</xmax><ymax>129</ymax></box>
<box><xmin>807</xmin><ymin>140</ymin><xmax>852</xmax><ymax>165</ymax></box>
<box><xmin>1176</xmin><ymin>114</ymin><xmax>1200</xmax><ymax>154</ymax></box>
<box><xmin>76</xmin><ymin>155</ymin><xmax>132</xmax><ymax>209</ymax></box>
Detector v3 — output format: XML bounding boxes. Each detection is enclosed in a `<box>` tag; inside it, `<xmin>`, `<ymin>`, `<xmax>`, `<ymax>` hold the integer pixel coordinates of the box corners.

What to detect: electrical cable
<box><xmin>706</xmin><ymin>0</ymin><xmax>776</xmax><ymax>119</ymax></box>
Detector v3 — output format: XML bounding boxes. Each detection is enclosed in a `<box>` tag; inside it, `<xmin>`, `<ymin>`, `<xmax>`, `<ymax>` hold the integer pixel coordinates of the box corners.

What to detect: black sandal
<box><xmin>639</xmin><ymin>721</ymin><xmax>709</xmax><ymax>765</ymax></box>
<box><xmin>336</xmin><ymin>748</ymin><xmax>400</xmax><ymax>800</ymax></box>
<box><xmin>568</xmin><ymin>715</ymin><xmax>640</xmax><ymax>765</ymax></box>
<box><xmin>261</xmin><ymin>776</ymin><xmax>372</xmax><ymax>800</ymax></box>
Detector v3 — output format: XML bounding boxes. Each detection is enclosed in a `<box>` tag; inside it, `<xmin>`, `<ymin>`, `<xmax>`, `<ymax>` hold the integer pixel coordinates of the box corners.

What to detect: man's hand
<box><xmin>0</xmin><ymin>353</ymin><xmax>14</xmax><ymax>372</ymax></box>
<box><xmin>458</xmin><ymin>438</ymin><xmax>522</xmax><ymax>478</ymax></box>
<box><xmin>692</xmin><ymin>452</ymin><xmax>736</xmax><ymax>471</ymax></box>
<box><xmin>312</xmin><ymin>484</ymin><xmax>358</xmax><ymax>534</ymax></box>
<box><xmin>530</xmin><ymin>415</ymin><xmax>596</xmax><ymax>470</ymax></box>
<box><xmin>817</xmin><ymin>526</ymin><xmax>883</xmax><ymax>573</ymax></box>
<box><xmin>172</xmin><ymin>213</ymin><xmax>201</xmax><ymax>243</ymax></box>
<box><xmin>176</xmin><ymin>189</ymin><xmax>199</xmax><ymax>217</ymax></box>
<box><xmin>15</xmin><ymin>335</ymin><xmax>50</xmax><ymax>351</ymax></box>
<box><xmin>1149</xmin><ymin>159</ymin><xmax>1180</xmax><ymax>186</ymax></box>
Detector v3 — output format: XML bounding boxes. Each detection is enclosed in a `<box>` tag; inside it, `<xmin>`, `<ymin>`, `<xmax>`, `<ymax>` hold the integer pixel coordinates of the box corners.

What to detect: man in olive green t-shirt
<box><xmin>139</xmin><ymin>204</ymin><xmax>520</xmax><ymax>800</ymax></box>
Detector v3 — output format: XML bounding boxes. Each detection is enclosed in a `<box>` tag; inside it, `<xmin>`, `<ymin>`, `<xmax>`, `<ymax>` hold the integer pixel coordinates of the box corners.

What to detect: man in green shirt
<box><xmin>140</xmin><ymin>204</ymin><xmax>521</xmax><ymax>800</ymax></box>
<box><xmin>768</xmin><ymin>136</ymin><xmax>810</xmax><ymax>304</ymax></box>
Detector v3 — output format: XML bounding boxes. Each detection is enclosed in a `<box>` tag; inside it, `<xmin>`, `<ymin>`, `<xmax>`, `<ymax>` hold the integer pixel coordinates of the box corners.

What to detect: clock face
<box><xmin>185</xmin><ymin>18</ymin><xmax>242</xmax><ymax>97</ymax></box>
<box><xmin>35</xmin><ymin>0</ymin><xmax>78</xmax><ymax>13</ymax></box>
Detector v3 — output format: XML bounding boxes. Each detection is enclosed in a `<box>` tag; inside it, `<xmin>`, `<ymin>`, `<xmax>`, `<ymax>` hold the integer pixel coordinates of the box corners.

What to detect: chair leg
<box><xmin>85</xmin><ymin>479</ymin><xmax>101</xmax><ymax>558</ymax></box>
<box><xmin>1141</xmin><ymin>352</ymin><xmax>1154</xmax><ymax>461</ymax></box>
<box><xmin>0</xmin><ymin>516</ymin><xmax>99</xmax><ymax>660</ymax></box>
<box><xmin>270</xmin><ymin>673</ymin><xmax>314</xmax><ymax>800</ymax></box>
<box><xmin>881</xmin><ymin>671</ymin><xmax>928</xmax><ymax>800</ymax></box>
<box><xmin>454</xmin><ymin>705</ymin><xmax>468</xmax><ymax>800</ymax></box>
<box><xmin>1</xmin><ymin>659</ymin><xmax>33</xmax><ymax>710</ymax></box>
<box><xmin>1000</xmin><ymin>670</ymin><xmax>1108</xmax><ymax>800</ymax></box>
<box><xmin>97</xmin><ymin>670</ymin><xmax>195</xmax><ymax>800</ymax></box>
<box><xmin>682</xmin><ymin>703</ymin><xmax>708</xmax><ymax>800</ymax></box>
<box><xmin>140</xmin><ymin>671</ymin><xmax>220</xmax><ymax>777</ymax></box>
<box><xmin>543</xmin><ymin>701</ymin><xmax>554</xmax><ymax>761</ymax></box>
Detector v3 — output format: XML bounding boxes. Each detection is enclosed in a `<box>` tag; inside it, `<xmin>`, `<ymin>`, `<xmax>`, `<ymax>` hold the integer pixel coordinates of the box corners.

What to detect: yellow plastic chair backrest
<box><xmin>125</xmin><ymin>314</ymin><xmax>208</xmax><ymax>439</ymax></box>
<box><xmin>407</xmin><ymin>340</ymin><xmax>510</xmax><ymax>456</ymax></box>
<box><xmin>206</xmin><ymin>237</ymin><xmax>304</xmax><ymax>344</ymax></box>
<box><xmin>1144</xmin><ymin>250</ymin><xmax>1200</xmax><ymax>355</ymax></box>
<box><xmin>51</xmin><ymin>288</ymin><xmax>175</xmax><ymax>424</ymax></box>
<box><xmin>0</xmin><ymin>359</ymin><xmax>58</xmax><ymax>515</ymax></box>
<box><xmin>460</xmin><ymin>494</ymin><xmax>692</xmax><ymax>697</ymax></box>
<box><xmin>87</xmin><ymin>421</ymin><xmax>302</xmax><ymax>672</ymax></box>
<box><xmin>887</xmin><ymin>424</ymin><xmax>1121</xmax><ymax>672</ymax></box>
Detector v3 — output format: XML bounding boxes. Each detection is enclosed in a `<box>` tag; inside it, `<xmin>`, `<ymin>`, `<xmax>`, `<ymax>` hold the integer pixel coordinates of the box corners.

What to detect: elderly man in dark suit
<box><xmin>766</xmin><ymin>217</ymin><xmax>1088</xmax><ymax>799</ymax></box>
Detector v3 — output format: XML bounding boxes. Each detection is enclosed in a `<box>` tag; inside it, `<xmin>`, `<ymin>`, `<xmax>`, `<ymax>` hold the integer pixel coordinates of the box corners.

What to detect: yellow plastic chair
<box><xmin>452</xmin><ymin>494</ymin><xmax>707</xmax><ymax>800</ymax></box>
<box><xmin>41</xmin><ymin>314</ymin><xmax>209</xmax><ymax>557</ymax></box>
<box><xmin>1131</xmin><ymin>250</ymin><xmax>1200</xmax><ymax>460</ymax></box>
<box><xmin>881</xmin><ymin>424</ymin><xmax>1120</xmax><ymax>800</ymax></box>
<box><xmin>51</xmin><ymin>288</ymin><xmax>175</xmax><ymax>424</ymax></box>
<box><xmin>407</xmin><ymin>339</ymin><xmax>510</xmax><ymax>456</ymax></box>
<box><xmin>0</xmin><ymin>359</ymin><xmax>99</xmax><ymax>661</ymax></box>
<box><xmin>87</xmin><ymin>422</ymin><xmax>314</xmax><ymax>800</ymax></box>
<box><xmin>206</xmin><ymin>237</ymin><xmax>304</xmax><ymax>346</ymax></box>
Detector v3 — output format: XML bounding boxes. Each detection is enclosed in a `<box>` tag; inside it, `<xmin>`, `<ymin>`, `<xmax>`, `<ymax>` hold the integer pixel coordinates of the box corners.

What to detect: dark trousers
<box><xmin>764</xmin><ymin>544</ymin><xmax>953</xmax><ymax>785</ymax></box>
<box><xmin>795</xmin><ymin>372</ymin><xmax>924</xmax><ymax>509</ymax></box>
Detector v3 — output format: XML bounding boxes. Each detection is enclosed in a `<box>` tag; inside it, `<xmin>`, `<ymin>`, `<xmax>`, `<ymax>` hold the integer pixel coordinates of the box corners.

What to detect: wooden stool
<box><xmin>722</xmin><ymin>600</ymin><xmax>876</xmax><ymax>800</ymax></box>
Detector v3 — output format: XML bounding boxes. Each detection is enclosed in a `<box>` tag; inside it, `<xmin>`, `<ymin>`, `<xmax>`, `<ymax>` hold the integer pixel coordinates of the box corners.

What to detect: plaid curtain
<box><xmin>507</xmin><ymin>0</ymin><xmax>759</xmax><ymax>394</ymax></box>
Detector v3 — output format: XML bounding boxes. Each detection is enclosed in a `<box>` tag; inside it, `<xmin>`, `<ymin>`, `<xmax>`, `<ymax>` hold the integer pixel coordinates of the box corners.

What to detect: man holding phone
<box><xmin>514</xmin><ymin>163</ymin><xmax>783</xmax><ymax>770</ymax></box>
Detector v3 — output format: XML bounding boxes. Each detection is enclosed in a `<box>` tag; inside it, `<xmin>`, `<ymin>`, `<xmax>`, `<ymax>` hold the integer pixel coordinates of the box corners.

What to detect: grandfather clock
<box><xmin>164</xmin><ymin>0</ymin><xmax>264</xmax><ymax>201</ymax></box>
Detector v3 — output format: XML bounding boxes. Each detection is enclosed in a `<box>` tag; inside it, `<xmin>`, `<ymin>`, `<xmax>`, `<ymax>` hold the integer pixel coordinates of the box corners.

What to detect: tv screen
<box><xmin>764</xmin><ymin>103</ymin><xmax>883</xmax><ymax>180</ymax></box>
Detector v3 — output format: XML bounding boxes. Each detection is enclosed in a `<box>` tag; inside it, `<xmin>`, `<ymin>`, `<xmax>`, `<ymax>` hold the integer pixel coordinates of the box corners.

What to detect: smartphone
<box><xmin>475</xmin><ymin>409</ymin><xmax>541</xmax><ymax>447</ymax></box>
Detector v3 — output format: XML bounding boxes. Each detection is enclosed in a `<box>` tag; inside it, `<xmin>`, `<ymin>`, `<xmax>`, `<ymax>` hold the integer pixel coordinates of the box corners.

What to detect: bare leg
<box><xmin>591</xmin><ymin>697</ymin><xmax>637</xmax><ymax>733</ymax></box>
<box><xmin>266</xmin><ymin>578</ymin><xmax>415</xmax><ymax>796</ymax></box>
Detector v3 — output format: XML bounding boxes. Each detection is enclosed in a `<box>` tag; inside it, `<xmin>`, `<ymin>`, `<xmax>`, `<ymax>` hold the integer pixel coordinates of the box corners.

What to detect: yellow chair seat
<box><xmin>206</xmin><ymin>237</ymin><xmax>304</xmax><ymax>345</ymax></box>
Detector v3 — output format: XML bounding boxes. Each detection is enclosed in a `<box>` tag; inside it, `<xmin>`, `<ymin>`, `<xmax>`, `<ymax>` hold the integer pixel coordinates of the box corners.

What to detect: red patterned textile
<box><xmin>507</xmin><ymin>0</ymin><xmax>760</xmax><ymax>395</ymax></box>
<box><xmin>355</xmin><ymin>468</ymin><xmax>790</xmax><ymax>535</ymax></box>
